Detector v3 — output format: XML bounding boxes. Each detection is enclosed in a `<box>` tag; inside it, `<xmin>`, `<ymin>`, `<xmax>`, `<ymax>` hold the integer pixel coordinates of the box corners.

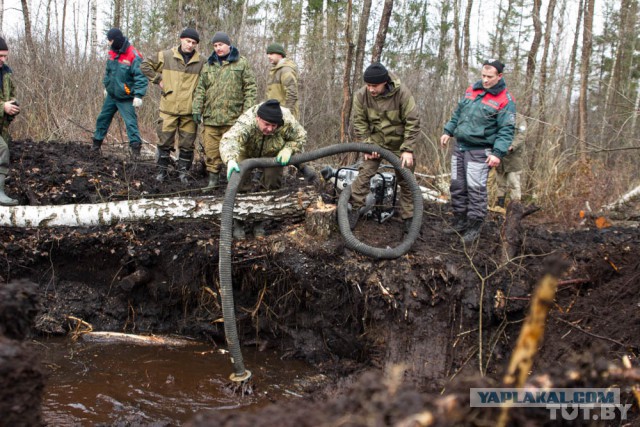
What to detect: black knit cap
<box><xmin>180</xmin><ymin>28</ymin><xmax>200</xmax><ymax>43</ymax></box>
<box><xmin>257</xmin><ymin>99</ymin><xmax>284</xmax><ymax>126</ymax></box>
<box><xmin>483</xmin><ymin>59</ymin><xmax>505</xmax><ymax>74</ymax></box>
<box><xmin>363</xmin><ymin>63</ymin><xmax>389</xmax><ymax>84</ymax></box>
<box><xmin>211</xmin><ymin>31</ymin><xmax>231</xmax><ymax>46</ymax></box>
<box><xmin>107</xmin><ymin>28</ymin><xmax>125</xmax><ymax>50</ymax></box>
<box><xmin>0</xmin><ymin>37</ymin><xmax>8</xmax><ymax>51</ymax></box>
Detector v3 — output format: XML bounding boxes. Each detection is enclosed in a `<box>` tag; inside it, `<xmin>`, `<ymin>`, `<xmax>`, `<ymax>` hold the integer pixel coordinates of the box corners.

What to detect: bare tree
<box><xmin>578</xmin><ymin>0</ymin><xmax>596</xmax><ymax>157</ymax></box>
<box><xmin>0</xmin><ymin>0</ymin><xmax>4</xmax><ymax>34</ymax></box>
<box><xmin>341</xmin><ymin>0</ymin><xmax>354</xmax><ymax>146</ymax></box>
<box><xmin>522</xmin><ymin>0</ymin><xmax>542</xmax><ymax>118</ymax></box>
<box><xmin>563</xmin><ymin>0</ymin><xmax>583</xmax><ymax>148</ymax></box>
<box><xmin>462</xmin><ymin>0</ymin><xmax>473</xmax><ymax>75</ymax></box>
<box><xmin>19</xmin><ymin>0</ymin><xmax>35</xmax><ymax>55</ymax></box>
<box><xmin>61</xmin><ymin>0</ymin><xmax>68</xmax><ymax>58</ymax></box>
<box><xmin>371</xmin><ymin>0</ymin><xmax>394</xmax><ymax>63</ymax></box>
<box><xmin>352</xmin><ymin>0</ymin><xmax>372</xmax><ymax>89</ymax></box>
<box><xmin>113</xmin><ymin>0</ymin><xmax>123</xmax><ymax>28</ymax></box>
<box><xmin>90</xmin><ymin>0</ymin><xmax>97</xmax><ymax>61</ymax></box>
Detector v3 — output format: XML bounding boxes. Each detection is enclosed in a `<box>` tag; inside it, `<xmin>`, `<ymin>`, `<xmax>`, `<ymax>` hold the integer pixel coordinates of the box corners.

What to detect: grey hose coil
<box><xmin>219</xmin><ymin>143</ymin><xmax>424</xmax><ymax>381</ymax></box>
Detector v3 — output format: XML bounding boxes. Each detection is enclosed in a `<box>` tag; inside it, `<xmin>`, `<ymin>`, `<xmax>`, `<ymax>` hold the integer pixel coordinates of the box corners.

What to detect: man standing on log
<box><xmin>91</xmin><ymin>28</ymin><xmax>148</xmax><ymax>159</ymax></box>
<box><xmin>348</xmin><ymin>62</ymin><xmax>421</xmax><ymax>234</ymax></box>
<box><xmin>220</xmin><ymin>99</ymin><xmax>306</xmax><ymax>239</ymax></box>
<box><xmin>192</xmin><ymin>31</ymin><xmax>256</xmax><ymax>191</ymax></box>
<box><xmin>0</xmin><ymin>37</ymin><xmax>20</xmax><ymax>206</ymax></box>
<box><xmin>141</xmin><ymin>28</ymin><xmax>204</xmax><ymax>184</ymax></box>
<box><xmin>440</xmin><ymin>59</ymin><xmax>516</xmax><ymax>244</ymax></box>
<box><xmin>266</xmin><ymin>42</ymin><xmax>299</xmax><ymax>119</ymax></box>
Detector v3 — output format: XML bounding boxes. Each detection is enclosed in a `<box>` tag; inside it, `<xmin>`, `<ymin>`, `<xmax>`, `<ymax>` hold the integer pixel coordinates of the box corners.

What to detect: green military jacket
<box><xmin>220</xmin><ymin>103</ymin><xmax>306</xmax><ymax>163</ymax></box>
<box><xmin>192</xmin><ymin>47</ymin><xmax>257</xmax><ymax>126</ymax></box>
<box><xmin>0</xmin><ymin>65</ymin><xmax>17</xmax><ymax>140</ymax></box>
<box><xmin>266</xmin><ymin>58</ymin><xmax>299</xmax><ymax>118</ymax></box>
<box><xmin>497</xmin><ymin>114</ymin><xmax>526</xmax><ymax>173</ymax></box>
<box><xmin>141</xmin><ymin>47</ymin><xmax>203</xmax><ymax>116</ymax></box>
<box><xmin>352</xmin><ymin>74</ymin><xmax>421</xmax><ymax>155</ymax></box>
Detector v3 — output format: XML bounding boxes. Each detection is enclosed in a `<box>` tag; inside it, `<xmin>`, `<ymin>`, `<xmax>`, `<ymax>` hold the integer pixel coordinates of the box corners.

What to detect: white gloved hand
<box><xmin>132</xmin><ymin>97</ymin><xmax>143</xmax><ymax>108</ymax></box>
<box><xmin>103</xmin><ymin>89</ymin><xmax>108</xmax><ymax>98</ymax></box>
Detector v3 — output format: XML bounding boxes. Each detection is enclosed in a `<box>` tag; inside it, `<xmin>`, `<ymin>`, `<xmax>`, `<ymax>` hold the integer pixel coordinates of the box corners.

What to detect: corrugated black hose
<box><xmin>219</xmin><ymin>143</ymin><xmax>424</xmax><ymax>382</ymax></box>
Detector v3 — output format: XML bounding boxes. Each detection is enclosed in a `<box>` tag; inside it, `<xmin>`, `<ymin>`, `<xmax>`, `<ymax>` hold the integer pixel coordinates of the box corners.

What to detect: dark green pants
<box><xmin>93</xmin><ymin>94</ymin><xmax>141</xmax><ymax>146</ymax></box>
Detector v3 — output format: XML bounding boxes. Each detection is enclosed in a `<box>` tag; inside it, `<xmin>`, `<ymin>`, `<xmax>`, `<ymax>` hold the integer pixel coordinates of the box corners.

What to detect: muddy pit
<box><xmin>1</xmin><ymin>139</ymin><xmax>639</xmax><ymax>426</ymax></box>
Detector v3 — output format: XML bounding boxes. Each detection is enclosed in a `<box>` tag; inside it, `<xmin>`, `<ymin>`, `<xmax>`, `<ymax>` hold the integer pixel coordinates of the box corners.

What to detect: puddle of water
<box><xmin>38</xmin><ymin>337</ymin><xmax>318</xmax><ymax>425</ymax></box>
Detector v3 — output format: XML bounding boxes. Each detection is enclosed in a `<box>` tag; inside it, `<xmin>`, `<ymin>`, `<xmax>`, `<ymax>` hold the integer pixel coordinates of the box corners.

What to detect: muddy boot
<box><xmin>0</xmin><ymin>174</ymin><xmax>18</xmax><ymax>206</ymax></box>
<box><xmin>130</xmin><ymin>142</ymin><xmax>142</xmax><ymax>160</ymax></box>
<box><xmin>253</xmin><ymin>221</ymin><xmax>266</xmax><ymax>238</ymax></box>
<box><xmin>156</xmin><ymin>148</ymin><xmax>171</xmax><ymax>182</ymax></box>
<box><xmin>489</xmin><ymin>196</ymin><xmax>507</xmax><ymax>214</ymax></box>
<box><xmin>177</xmin><ymin>151</ymin><xmax>194</xmax><ymax>184</ymax></box>
<box><xmin>201</xmin><ymin>172</ymin><xmax>220</xmax><ymax>192</ymax></box>
<box><xmin>91</xmin><ymin>139</ymin><xmax>102</xmax><ymax>153</ymax></box>
<box><xmin>443</xmin><ymin>213</ymin><xmax>467</xmax><ymax>235</ymax></box>
<box><xmin>462</xmin><ymin>219</ymin><xmax>483</xmax><ymax>244</ymax></box>
<box><xmin>233</xmin><ymin>219</ymin><xmax>246</xmax><ymax>240</ymax></box>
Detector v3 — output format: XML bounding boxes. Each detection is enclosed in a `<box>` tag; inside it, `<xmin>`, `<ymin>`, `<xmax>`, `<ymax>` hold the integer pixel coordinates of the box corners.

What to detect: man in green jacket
<box><xmin>440</xmin><ymin>59</ymin><xmax>516</xmax><ymax>243</ymax></box>
<box><xmin>192</xmin><ymin>31</ymin><xmax>257</xmax><ymax>191</ymax></box>
<box><xmin>348</xmin><ymin>63</ymin><xmax>421</xmax><ymax>234</ymax></box>
<box><xmin>266</xmin><ymin>43</ymin><xmax>299</xmax><ymax>119</ymax></box>
<box><xmin>221</xmin><ymin>99</ymin><xmax>306</xmax><ymax>239</ymax></box>
<box><xmin>141</xmin><ymin>28</ymin><xmax>204</xmax><ymax>183</ymax></box>
<box><xmin>92</xmin><ymin>28</ymin><xmax>148</xmax><ymax>158</ymax></box>
<box><xmin>0</xmin><ymin>37</ymin><xmax>20</xmax><ymax>206</ymax></box>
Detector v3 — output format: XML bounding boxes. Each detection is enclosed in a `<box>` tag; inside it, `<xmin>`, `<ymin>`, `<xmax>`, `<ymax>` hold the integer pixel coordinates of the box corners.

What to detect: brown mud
<box><xmin>1</xmin><ymin>139</ymin><xmax>639</xmax><ymax>426</ymax></box>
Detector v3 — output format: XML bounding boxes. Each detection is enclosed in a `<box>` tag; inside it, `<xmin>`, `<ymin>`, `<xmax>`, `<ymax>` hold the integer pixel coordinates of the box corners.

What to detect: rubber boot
<box><xmin>462</xmin><ymin>219</ymin><xmax>483</xmax><ymax>244</ymax></box>
<box><xmin>91</xmin><ymin>139</ymin><xmax>102</xmax><ymax>153</ymax></box>
<box><xmin>497</xmin><ymin>196</ymin><xmax>505</xmax><ymax>208</ymax></box>
<box><xmin>443</xmin><ymin>213</ymin><xmax>467</xmax><ymax>235</ymax></box>
<box><xmin>130</xmin><ymin>142</ymin><xmax>142</xmax><ymax>160</ymax></box>
<box><xmin>156</xmin><ymin>148</ymin><xmax>171</xmax><ymax>182</ymax></box>
<box><xmin>177</xmin><ymin>151</ymin><xmax>194</xmax><ymax>184</ymax></box>
<box><xmin>201</xmin><ymin>172</ymin><xmax>220</xmax><ymax>192</ymax></box>
<box><xmin>0</xmin><ymin>174</ymin><xmax>18</xmax><ymax>206</ymax></box>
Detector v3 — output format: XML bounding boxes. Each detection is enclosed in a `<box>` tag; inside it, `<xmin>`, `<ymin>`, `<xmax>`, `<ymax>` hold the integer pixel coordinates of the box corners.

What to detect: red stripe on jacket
<box><xmin>464</xmin><ymin>85</ymin><xmax>514</xmax><ymax>111</ymax></box>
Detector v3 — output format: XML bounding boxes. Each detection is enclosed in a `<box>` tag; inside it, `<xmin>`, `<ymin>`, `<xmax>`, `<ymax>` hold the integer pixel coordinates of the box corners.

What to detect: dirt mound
<box><xmin>1</xmin><ymin>140</ymin><xmax>639</xmax><ymax>425</ymax></box>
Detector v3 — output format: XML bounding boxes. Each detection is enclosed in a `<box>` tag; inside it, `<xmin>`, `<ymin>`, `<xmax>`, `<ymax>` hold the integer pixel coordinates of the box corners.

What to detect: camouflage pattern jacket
<box><xmin>192</xmin><ymin>47</ymin><xmax>257</xmax><ymax>126</ymax></box>
<box><xmin>0</xmin><ymin>64</ymin><xmax>17</xmax><ymax>140</ymax></box>
<box><xmin>140</xmin><ymin>47</ymin><xmax>204</xmax><ymax>116</ymax></box>
<box><xmin>352</xmin><ymin>74</ymin><xmax>421</xmax><ymax>155</ymax></box>
<box><xmin>220</xmin><ymin>103</ymin><xmax>306</xmax><ymax>163</ymax></box>
<box><xmin>266</xmin><ymin>58</ymin><xmax>299</xmax><ymax>118</ymax></box>
<box><xmin>497</xmin><ymin>114</ymin><xmax>526</xmax><ymax>174</ymax></box>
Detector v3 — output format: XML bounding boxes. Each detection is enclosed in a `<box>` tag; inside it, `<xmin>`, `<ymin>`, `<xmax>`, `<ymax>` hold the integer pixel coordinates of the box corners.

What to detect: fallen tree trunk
<box><xmin>603</xmin><ymin>184</ymin><xmax>640</xmax><ymax>210</ymax></box>
<box><xmin>0</xmin><ymin>186</ymin><xmax>445</xmax><ymax>228</ymax></box>
<box><xmin>0</xmin><ymin>188</ymin><xmax>318</xmax><ymax>227</ymax></box>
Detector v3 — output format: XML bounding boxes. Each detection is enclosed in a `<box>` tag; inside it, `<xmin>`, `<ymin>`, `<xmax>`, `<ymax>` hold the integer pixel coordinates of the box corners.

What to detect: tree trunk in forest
<box><xmin>352</xmin><ymin>0</ymin><xmax>372</xmax><ymax>90</ymax></box>
<box><xmin>113</xmin><ymin>0</ymin><xmax>123</xmax><ymax>28</ymax></box>
<box><xmin>20</xmin><ymin>0</ymin><xmax>35</xmax><ymax>55</ymax></box>
<box><xmin>436</xmin><ymin>0</ymin><xmax>451</xmax><ymax>78</ymax></box>
<box><xmin>45</xmin><ymin>0</ymin><xmax>52</xmax><ymax>52</ymax></box>
<box><xmin>90</xmin><ymin>0</ymin><xmax>97</xmax><ymax>61</ymax></box>
<box><xmin>563</xmin><ymin>0</ymin><xmax>583</xmax><ymax>150</ymax></box>
<box><xmin>523</xmin><ymin>0</ymin><xmax>542</xmax><ymax>118</ymax></box>
<box><xmin>462</xmin><ymin>0</ymin><xmax>473</xmax><ymax>75</ymax></box>
<box><xmin>371</xmin><ymin>0</ymin><xmax>394</xmax><ymax>63</ymax></box>
<box><xmin>340</xmin><ymin>0</ymin><xmax>354</xmax><ymax>145</ymax></box>
<box><xmin>0</xmin><ymin>0</ymin><xmax>3</xmax><ymax>34</ymax></box>
<box><xmin>453</xmin><ymin>0</ymin><xmax>463</xmax><ymax>83</ymax></box>
<box><xmin>578</xmin><ymin>0</ymin><xmax>596</xmax><ymax>157</ymax></box>
<box><xmin>61</xmin><ymin>0</ymin><xmax>68</xmax><ymax>59</ymax></box>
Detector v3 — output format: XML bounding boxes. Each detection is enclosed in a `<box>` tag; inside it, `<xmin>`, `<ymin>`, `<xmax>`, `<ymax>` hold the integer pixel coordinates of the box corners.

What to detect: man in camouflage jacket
<box><xmin>220</xmin><ymin>99</ymin><xmax>306</xmax><ymax>238</ymax></box>
<box><xmin>0</xmin><ymin>36</ymin><xmax>20</xmax><ymax>206</ymax></box>
<box><xmin>141</xmin><ymin>28</ymin><xmax>204</xmax><ymax>184</ymax></box>
<box><xmin>349</xmin><ymin>63</ymin><xmax>421</xmax><ymax>234</ymax></box>
<box><xmin>266</xmin><ymin>43</ymin><xmax>299</xmax><ymax>119</ymax></box>
<box><xmin>192</xmin><ymin>31</ymin><xmax>256</xmax><ymax>190</ymax></box>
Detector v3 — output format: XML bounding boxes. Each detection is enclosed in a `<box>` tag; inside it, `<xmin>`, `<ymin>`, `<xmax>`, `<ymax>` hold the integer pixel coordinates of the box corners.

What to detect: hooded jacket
<box><xmin>103</xmin><ymin>38</ymin><xmax>148</xmax><ymax>101</ymax></box>
<box><xmin>192</xmin><ymin>46</ymin><xmax>257</xmax><ymax>126</ymax></box>
<box><xmin>444</xmin><ymin>78</ymin><xmax>516</xmax><ymax>158</ymax></box>
<box><xmin>141</xmin><ymin>46</ymin><xmax>203</xmax><ymax>115</ymax></box>
<box><xmin>220</xmin><ymin>103</ymin><xmax>305</xmax><ymax>163</ymax></box>
<box><xmin>266</xmin><ymin>58</ymin><xmax>299</xmax><ymax>118</ymax></box>
<box><xmin>352</xmin><ymin>74</ymin><xmax>421</xmax><ymax>155</ymax></box>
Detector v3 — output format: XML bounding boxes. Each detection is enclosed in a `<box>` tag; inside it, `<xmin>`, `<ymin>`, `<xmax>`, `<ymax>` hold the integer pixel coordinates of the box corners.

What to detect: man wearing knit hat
<box><xmin>192</xmin><ymin>31</ymin><xmax>256</xmax><ymax>191</ymax></box>
<box><xmin>141</xmin><ymin>28</ymin><xmax>204</xmax><ymax>183</ymax></box>
<box><xmin>92</xmin><ymin>28</ymin><xmax>148</xmax><ymax>158</ymax></box>
<box><xmin>440</xmin><ymin>59</ymin><xmax>516</xmax><ymax>244</ymax></box>
<box><xmin>0</xmin><ymin>37</ymin><xmax>20</xmax><ymax>206</ymax></box>
<box><xmin>348</xmin><ymin>62</ymin><xmax>421</xmax><ymax>235</ymax></box>
<box><xmin>266</xmin><ymin>43</ymin><xmax>299</xmax><ymax>119</ymax></box>
<box><xmin>220</xmin><ymin>99</ymin><xmax>306</xmax><ymax>239</ymax></box>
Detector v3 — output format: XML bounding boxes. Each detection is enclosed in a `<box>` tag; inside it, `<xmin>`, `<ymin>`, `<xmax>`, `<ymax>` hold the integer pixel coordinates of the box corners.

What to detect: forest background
<box><xmin>0</xmin><ymin>0</ymin><xmax>636</xmax><ymax>222</ymax></box>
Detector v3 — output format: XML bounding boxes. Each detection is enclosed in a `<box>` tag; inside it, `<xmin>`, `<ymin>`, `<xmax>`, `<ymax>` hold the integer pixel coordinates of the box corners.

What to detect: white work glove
<box><xmin>132</xmin><ymin>97</ymin><xmax>143</xmax><ymax>108</ymax></box>
<box><xmin>103</xmin><ymin>89</ymin><xmax>108</xmax><ymax>98</ymax></box>
<box><xmin>227</xmin><ymin>160</ymin><xmax>240</xmax><ymax>180</ymax></box>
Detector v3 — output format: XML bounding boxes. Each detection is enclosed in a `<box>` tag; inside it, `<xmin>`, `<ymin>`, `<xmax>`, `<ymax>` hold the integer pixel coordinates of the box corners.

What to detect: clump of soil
<box><xmin>1</xmin><ymin>139</ymin><xmax>639</xmax><ymax>425</ymax></box>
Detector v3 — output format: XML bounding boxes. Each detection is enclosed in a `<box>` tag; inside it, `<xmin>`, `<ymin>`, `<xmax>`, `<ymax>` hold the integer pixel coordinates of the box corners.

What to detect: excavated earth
<box><xmin>1</xmin><ymin>139</ymin><xmax>639</xmax><ymax>426</ymax></box>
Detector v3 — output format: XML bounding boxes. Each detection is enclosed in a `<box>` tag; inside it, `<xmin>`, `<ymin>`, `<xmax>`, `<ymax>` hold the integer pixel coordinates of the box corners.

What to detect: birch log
<box><xmin>0</xmin><ymin>189</ymin><xmax>318</xmax><ymax>227</ymax></box>
<box><xmin>603</xmin><ymin>185</ymin><xmax>640</xmax><ymax>210</ymax></box>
